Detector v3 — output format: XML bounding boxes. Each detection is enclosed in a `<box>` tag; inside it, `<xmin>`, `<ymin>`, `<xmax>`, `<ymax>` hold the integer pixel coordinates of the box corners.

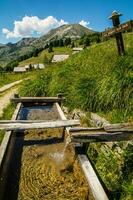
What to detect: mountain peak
<box><xmin>0</xmin><ymin>23</ymin><xmax>95</xmax><ymax>67</ymax></box>
<box><xmin>46</xmin><ymin>23</ymin><xmax>94</xmax><ymax>38</ymax></box>
<box><xmin>33</xmin><ymin>23</ymin><xmax>94</xmax><ymax>47</ymax></box>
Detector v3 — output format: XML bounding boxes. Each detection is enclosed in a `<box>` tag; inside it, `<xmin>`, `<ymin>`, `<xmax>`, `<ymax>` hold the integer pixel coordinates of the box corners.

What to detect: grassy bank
<box><xmin>0</xmin><ymin>72</ymin><xmax>33</xmax><ymax>88</ymax></box>
<box><xmin>20</xmin><ymin>32</ymin><xmax>133</xmax><ymax>122</ymax></box>
<box><xmin>19</xmin><ymin>47</ymin><xmax>72</xmax><ymax>66</ymax></box>
<box><xmin>87</xmin><ymin>142</ymin><xmax>133</xmax><ymax>200</ymax></box>
<box><xmin>0</xmin><ymin>103</ymin><xmax>15</xmax><ymax>143</ymax></box>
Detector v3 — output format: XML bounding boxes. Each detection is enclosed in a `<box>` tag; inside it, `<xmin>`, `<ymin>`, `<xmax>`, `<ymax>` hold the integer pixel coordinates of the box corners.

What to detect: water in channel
<box><xmin>1</xmin><ymin>104</ymin><xmax>92</xmax><ymax>200</ymax></box>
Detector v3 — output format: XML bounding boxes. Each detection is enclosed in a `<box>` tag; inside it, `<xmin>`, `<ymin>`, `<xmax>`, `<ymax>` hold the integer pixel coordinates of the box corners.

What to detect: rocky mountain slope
<box><xmin>0</xmin><ymin>24</ymin><xmax>94</xmax><ymax>67</ymax></box>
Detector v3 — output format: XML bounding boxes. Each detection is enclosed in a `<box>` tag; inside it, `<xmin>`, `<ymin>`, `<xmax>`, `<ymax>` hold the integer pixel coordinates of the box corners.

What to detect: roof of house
<box><xmin>73</xmin><ymin>47</ymin><xmax>83</xmax><ymax>51</ymax></box>
<box><xmin>32</xmin><ymin>63</ymin><xmax>45</xmax><ymax>69</ymax></box>
<box><xmin>52</xmin><ymin>55</ymin><xmax>69</xmax><ymax>63</ymax></box>
<box><xmin>25</xmin><ymin>65</ymin><xmax>30</xmax><ymax>69</ymax></box>
<box><xmin>14</xmin><ymin>67</ymin><xmax>26</xmax><ymax>72</ymax></box>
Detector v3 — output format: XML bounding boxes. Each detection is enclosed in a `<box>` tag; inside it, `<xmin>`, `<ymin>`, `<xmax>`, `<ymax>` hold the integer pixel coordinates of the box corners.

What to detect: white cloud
<box><xmin>79</xmin><ymin>20</ymin><xmax>91</xmax><ymax>28</ymax></box>
<box><xmin>2</xmin><ymin>16</ymin><xmax>68</xmax><ymax>39</ymax></box>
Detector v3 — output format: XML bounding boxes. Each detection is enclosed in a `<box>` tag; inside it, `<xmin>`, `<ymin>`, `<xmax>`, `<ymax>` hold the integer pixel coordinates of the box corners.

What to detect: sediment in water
<box><xmin>17</xmin><ymin>128</ymin><xmax>91</xmax><ymax>200</ymax></box>
<box><xmin>1</xmin><ymin>104</ymin><xmax>93</xmax><ymax>200</ymax></box>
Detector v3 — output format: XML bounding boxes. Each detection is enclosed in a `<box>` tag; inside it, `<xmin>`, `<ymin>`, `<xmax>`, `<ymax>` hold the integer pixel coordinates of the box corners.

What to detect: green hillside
<box><xmin>20</xmin><ymin>32</ymin><xmax>133</xmax><ymax>122</ymax></box>
<box><xmin>0</xmin><ymin>73</ymin><xmax>27</xmax><ymax>87</ymax></box>
<box><xmin>19</xmin><ymin>47</ymin><xmax>73</xmax><ymax>66</ymax></box>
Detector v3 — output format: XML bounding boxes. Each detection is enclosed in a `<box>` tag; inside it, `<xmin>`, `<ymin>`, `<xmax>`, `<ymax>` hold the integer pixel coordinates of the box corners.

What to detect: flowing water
<box><xmin>16</xmin><ymin>128</ymin><xmax>91</xmax><ymax>200</ymax></box>
<box><xmin>1</xmin><ymin>104</ymin><xmax>93</xmax><ymax>200</ymax></box>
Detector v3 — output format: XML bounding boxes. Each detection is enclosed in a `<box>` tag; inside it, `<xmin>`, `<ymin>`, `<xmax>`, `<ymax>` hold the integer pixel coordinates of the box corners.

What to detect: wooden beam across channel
<box><xmin>0</xmin><ymin>120</ymin><xmax>80</xmax><ymax>131</ymax></box>
<box><xmin>70</xmin><ymin>123</ymin><xmax>133</xmax><ymax>143</ymax></box>
<box><xmin>11</xmin><ymin>97</ymin><xmax>65</xmax><ymax>103</ymax></box>
<box><xmin>71</xmin><ymin>131</ymin><xmax>133</xmax><ymax>143</ymax></box>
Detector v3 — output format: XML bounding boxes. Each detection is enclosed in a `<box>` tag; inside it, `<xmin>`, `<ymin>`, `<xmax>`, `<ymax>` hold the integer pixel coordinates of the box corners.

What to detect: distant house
<box><xmin>24</xmin><ymin>65</ymin><xmax>30</xmax><ymax>71</ymax></box>
<box><xmin>52</xmin><ymin>55</ymin><xmax>69</xmax><ymax>63</ymax></box>
<box><xmin>73</xmin><ymin>47</ymin><xmax>83</xmax><ymax>51</ymax></box>
<box><xmin>72</xmin><ymin>47</ymin><xmax>83</xmax><ymax>54</ymax></box>
<box><xmin>38</xmin><ymin>63</ymin><xmax>45</xmax><ymax>69</ymax></box>
<box><xmin>14</xmin><ymin>67</ymin><xmax>26</xmax><ymax>73</ymax></box>
<box><xmin>32</xmin><ymin>63</ymin><xmax>45</xmax><ymax>69</ymax></box>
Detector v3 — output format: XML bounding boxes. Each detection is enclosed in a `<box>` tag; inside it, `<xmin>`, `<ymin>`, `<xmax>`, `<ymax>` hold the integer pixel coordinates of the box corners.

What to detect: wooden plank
<box><xmin>70</xmin><ymin>122</ymin><xmax>133</xmax><ymax>133</ymax></box>
<box><xmin>0</xmin><ymin>120</ymin><xmax>65</xmax><ymax>123</ymax></box>
<box><xmin>0</xmin><ymin>120</ymin><xmax>80</xmax><ymax>131</ymax></box>
<box><xmin>78</xmin><ymin>154</ymin><xmax>109</xmax><ymax>200</ymax></box>
<box><xmin>102</xmin><ymin>20</ymin><xmax>133</xmax><ymax>38</ymax></box>
<box><xmin>55</xmin><ymin>102</ymin><xmax>71</xmax><ymax>134</ymax></box>
<box><xmin>55</xmin><ymin>103</ymin><xmax>67</xmax><ymax>120</ymax></box>
<box><xmin>70</xmin><ymin>127</ymin><xmax>104</xmax><ymax>132</ymax></box>
<box><xmin>11</xmin><ymin>97</ymin><xmax>65</xmax><ymax>103</ymax></box>
<box><xmin>0</xmin><ymin>103</ymin><xmax>22</xmax><ymax>167</ymax></box>
<box><xmin>71</xmin><ymin>131</ymin><xmax>133</xmax><ymax>143</ymax></box>
<box><xmin>104</xmin><ymin>122</ymin><xmax>133</xmax><ymax>132</ymax></box>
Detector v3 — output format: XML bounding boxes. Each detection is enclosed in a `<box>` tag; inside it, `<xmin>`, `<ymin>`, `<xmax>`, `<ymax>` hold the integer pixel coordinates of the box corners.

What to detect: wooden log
<box><xmin>78</xmin><ymin>154</ymin><xmax>109</xmax><ymax>200</ymax></box>
<box><xmin>0</xmin><ymin>120</ymin><xmax>62</xmax><ymax>124</ymax></box>
<box><xmin>11</xmin><ymin>97</ymin><xmax>65</xmax><ymax>103</ymax></box>
<box><xmin>0</xmin><ymin>120</ymin><xmax>80</xmax><ymax>131</ymax></box>
<box><xmin>0</xmin><ymin>103</ymin><xmax>22</xmax><ymax>167</ymax></box>
<box><xmin>70</xmin><ymin>122</ymin><xmax>133</xmax><ymax>133</ymax></box>
<box><xmin>55</xmin><ymin>102</ymin><xmax>70</xmax><ymax>132</ymax></box>
<box><xmin>104</xmin><ymin>122</ymin><xmax>133</xmax><ymax>132</ymax></box>
<box><xmin>71</xmin><ymin>131</ymin><xmax>133</xmax><ymax>143</ymax></box>
<box><xmin>70</xmin><ymin>127</ymin><xmax>104</xmax><ymax>132</ymax></box>
<box><xmin>91</xmin><ymin>113</ymin><xmax>110</xmax><ymax>127</ymax></box>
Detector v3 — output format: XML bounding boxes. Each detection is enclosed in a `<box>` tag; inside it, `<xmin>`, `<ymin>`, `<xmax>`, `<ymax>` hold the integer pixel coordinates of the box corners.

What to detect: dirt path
<box><xmin>0</xmin><ymin>79</ymin><xmax>24</xmax><ymax>93</ymax></box>
<box><xmin>0</xmin><ymin>87</ymin><xmax>18</xmax><ymax>117</ymax></box>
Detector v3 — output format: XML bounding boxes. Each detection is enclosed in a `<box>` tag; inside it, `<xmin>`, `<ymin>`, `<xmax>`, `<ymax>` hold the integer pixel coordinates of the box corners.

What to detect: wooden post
<box><xmin>109</xmin><ymin>11</ymin><xmax>125</xmax><ymax>56</ymax></box>
<box><xmin>14</xmin><ymin>93</ymin><xmax>19</xmax><ymax>98</ymax></box>
<box><xmin>57</xmin><ymin>93</ymin><xmax>63</xmax><ymax>106</ymax></box>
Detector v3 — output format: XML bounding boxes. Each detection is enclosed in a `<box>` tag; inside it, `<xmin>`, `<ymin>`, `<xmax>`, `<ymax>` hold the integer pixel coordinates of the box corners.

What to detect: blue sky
<box><xmin>0</xmin><ymin>0</ymin><xmax>133</xmax><ymax>44</ymax></box>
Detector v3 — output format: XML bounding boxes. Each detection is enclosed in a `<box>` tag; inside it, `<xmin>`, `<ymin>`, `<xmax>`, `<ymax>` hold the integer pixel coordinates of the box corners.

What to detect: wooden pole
<box><xmin>115</xmin><ymin>33</ymin><xmax>125</xmax><ymax>56</ymax></box>
<box><xmin>109</xmin><ymin>11</ymin><xmax>125</xmax><ymax>56</ymax></box>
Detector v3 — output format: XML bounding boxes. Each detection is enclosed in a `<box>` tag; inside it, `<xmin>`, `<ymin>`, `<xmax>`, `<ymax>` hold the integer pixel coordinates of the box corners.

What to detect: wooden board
<box><xmin>70</xmin><ymin>123</ymin><xmax>133</xmax><ymax>133</ymax></box>
<box><xmin>0</xmin><ymin>120</ymin><xmax>80</xmax><ymax>131</ymax></box>
<box><xmin>11</xmin><ymin>97</ymin><xmax>65</xmax><ymax>103</ymax></box>
<box><xmin>102</xmin><ymin>20</ymin><xmax>133</xmax><ymax>37</ymax></box>
<box><xmin>71</xmin><ymin>131</ymin><xmax>133</xmax><ymax>143</ymax></box>
<box><xmin>104</xmin><ymin>122</ymin><xmax>133</xmax><ymax>132</ymax></box>
<box><xmin>70</xmin><ymin>127</ymin><xmax>104</xmax><ymax>132</ymax></box>
<box><xmin>0</xmin><ymin>120</ymin><xmax>64</xmax><ymax>123</ymax></box>
<box><xmin>0</xmin><ymin>103</ymin><xmax>22</xmax><ymax>167</ymax></box>
<box><xmin>78</xmin><ymin>154</ymin><xmax>109</xmax><ymax>200</ymax></box>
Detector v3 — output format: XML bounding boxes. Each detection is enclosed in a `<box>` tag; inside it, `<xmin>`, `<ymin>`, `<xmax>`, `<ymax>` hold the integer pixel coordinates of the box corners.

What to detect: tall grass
<box><xmin>0</xmin><ymin>103</ymin><xmax>15</xmax><ymax>144</ymax></box>
<box><xmin>0</xmin><ymin>73</ymin><xmax>24</xmax><ymax>87</ymax></box>
<box><xmin>20</xmin><ymin>33</ymin><xmax>133</xmax><ymax>122</ymax></box>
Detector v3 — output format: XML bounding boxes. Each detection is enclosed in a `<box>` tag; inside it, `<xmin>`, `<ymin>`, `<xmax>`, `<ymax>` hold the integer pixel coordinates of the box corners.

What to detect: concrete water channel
<box><xmin>0</xmin><ymin>98</ymin><xmax>108</xmax><ymax>200</ymax></box>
